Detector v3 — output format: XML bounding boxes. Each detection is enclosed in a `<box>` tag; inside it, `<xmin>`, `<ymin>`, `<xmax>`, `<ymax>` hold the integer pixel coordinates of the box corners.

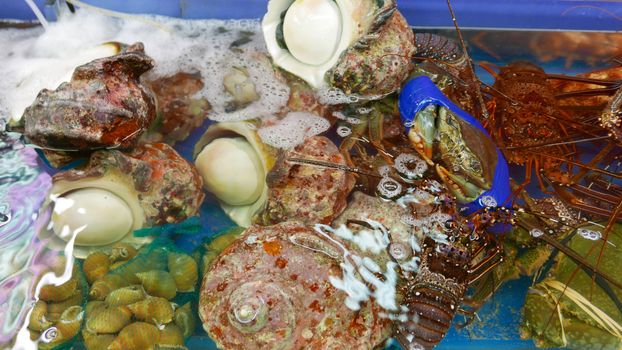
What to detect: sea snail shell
<box><xmin>194</xmin><ymin>122</ymin><xmax>277</xmax><ymax>227</ymax></box>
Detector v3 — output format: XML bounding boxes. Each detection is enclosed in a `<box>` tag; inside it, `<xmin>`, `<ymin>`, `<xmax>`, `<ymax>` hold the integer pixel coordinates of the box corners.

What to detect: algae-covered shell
<box><xmin>105</xmin><ymin>285</ymin><xmax>146</xmax><ymax>306</ymax></box>
<box><xmin>174</xmin><ymin>302</ymin><xmax>196</xmax><ymax>339</ymax></box>
<box><xmin>199</xmin><ymin>221</ymin><xmax>391</xmax><ymax>349</ymax></box>
<box><xmin>136</xmin><ymin>270</ymin><xmax>177</xmax><ymax>300</ymax></box>
<box><xmin>85</xmin><ymin>305</ymin><xmax>132</xmax><ymax>334</ymax></box>
<box><xmin>262</xmin><ymin>0</ymin><xmax>415</xmax><ymax>97</ymax></box>
<box><xmin>108</xmin><ymin>322</ymin><xmax>161</xmax><ymax>350</ymax></box>
<box><xmin>168</xmin><ymin>252</ymin><xmax>198</xmax><ymax>292</ymax></box>
<box><xmin>127</xmin><ymin>297</ymin><xmax>174</xmax><ymax>325</ymax></box>
<box><xmin>194</xmin><ymin>122</ymin><xmax>277</xmax><ymax>227</ymax></box>
<box><xmin>83</xmin><ymin>252</ymin><xmax>111</xmax><ymax>284</ymax></box>
<box><xmin>49</xmin><ymin>143</ymin><xmax>204</xmax><ymax>258</ymax></box>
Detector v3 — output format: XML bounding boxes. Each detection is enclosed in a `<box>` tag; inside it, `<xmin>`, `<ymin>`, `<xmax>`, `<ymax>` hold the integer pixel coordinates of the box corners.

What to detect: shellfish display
<box><xmin>2</xmin><ymin>0</ymin><xmax>622</xmax><ymax>349</ymax></box>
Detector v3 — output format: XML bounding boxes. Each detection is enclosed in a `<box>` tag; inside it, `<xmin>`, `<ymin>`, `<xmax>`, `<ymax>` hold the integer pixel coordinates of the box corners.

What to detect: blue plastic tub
<box><xmin>1</xmin><ymin>1</ymin><xmax>620</xmax><ymax>349</ymax></box>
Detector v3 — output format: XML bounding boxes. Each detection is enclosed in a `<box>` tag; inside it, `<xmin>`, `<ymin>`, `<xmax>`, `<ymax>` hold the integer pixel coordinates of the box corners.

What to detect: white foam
<box><xmin>257</xmin><ymin>111</ymin><xmax>330</xmax><ymax>149</ymax></box>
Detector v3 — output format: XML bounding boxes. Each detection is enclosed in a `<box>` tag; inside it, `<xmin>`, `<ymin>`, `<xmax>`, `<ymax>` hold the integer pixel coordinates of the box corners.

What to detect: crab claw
<box><xmin>406</xmin><ymin>104</ymin><xmax>435</xmax><ymax>164</ymax></box>
<box><xmin>436</xmin><ymin>164</ymin><xmax>483</xmax><ymax>203</ymax></box>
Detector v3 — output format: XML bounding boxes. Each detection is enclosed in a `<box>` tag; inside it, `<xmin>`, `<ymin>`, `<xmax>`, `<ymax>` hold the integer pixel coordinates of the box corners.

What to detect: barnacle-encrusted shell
<box><xmin>85</xmin><ymin>305</ymin><xmax>132</xmax><ymax>334</ymax></box>
<box><xmin>199</xmin><ymin>221</ymin><xmax>391</xmax><ymax>349</ymax></box>
<box><xmin>105</xmin><ymin>285</ymin><xmax>146</xmax><ymax>306</ymax></box>
<box><xmin>168</xmin><ymin>252</ymin><xmax>198</xmax><ymax>292</ymax></box>
<box><xmin>22</xmin><ymin>43</ymin><xmax>155</xmax><ymax>157</ymax></box>
<box><xmin>263</xmin><ymin>0</ymin><xmax>415</xmax><ymax>97</ymax></box>
<box><xmin>259</xmin><ymin>136</ymin><xmax>355</xmax><ymax>225</ymax></box>
<box><xmin>135</xmin><ymin>270</ymin><xmax>177</xmax><ymax>300</ymax></box>
<box><xmin>194</xmin><ymin>122</ymin><xmax>277</xmax><ymax>227</ymax></box>
<box><xmin>127</xmin><ymin>297</ymin><xmax>174</xmax><ymax>325</ymax></box>
<box><xmin>50</xmin><ymin>143</ymin><xmax>204</xmax><ymax>258</ymax></box>
<box><xmin>108</xmin><ymin>322</ymin><xmax>161</xmax><ymax>350</ymax></box>
<box><xmin>83</xmin><ymin>252</ymin><xmax>111</xmax><ymax>284</ymax></box>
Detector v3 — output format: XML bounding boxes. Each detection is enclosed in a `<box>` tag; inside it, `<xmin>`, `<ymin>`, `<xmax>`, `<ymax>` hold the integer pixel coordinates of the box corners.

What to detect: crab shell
<box><xmin>193</xmin><ymin>122</ymin><xmax>278</xmax><ymax>227</ymax></box>
<box><xmin>49</xmin><ymin>143</ymin><xmax>204</xmax><ymax>258</ymax></box>
<box><xmin>22</xmin><ymin>43</ymin><xmax>156</xmax><ymax>166</ymax></box>
<box><xmin>199</xmin><ymin>221</ymin><xmax>392</xmax><ymax>349</ymax></box>
<box><xmin>262</xmin><ymin>0</ymin><xmax>415</xmax><ymax>97</ymax></box>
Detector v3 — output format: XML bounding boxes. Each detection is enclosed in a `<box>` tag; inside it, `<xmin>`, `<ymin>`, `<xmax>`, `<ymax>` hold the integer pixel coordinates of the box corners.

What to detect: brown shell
<box><xmin>89</xmin><ymin>274</ymin><xmax>128</xmax><ymax>301</ymax></box>
<box><xmin>329</xmin><ymin>10</ymin><xmax>415</xmax><ymax>97</ymax></box>
<box><xmin>199</xmin><ymin>221</ymin><xmax>391</xmax><ymax>349</ymax></box>
<box><xmin>260</xmin><ymin>136</ymin><xmax>354</xmax><ymax>225</ymax></box>
<box><xmin>55</xmin><ymin>305</ymin><xmax>84</xmax><ymax>340</ymax></box>
<box><xmin>135</xmin><ymin>270</ymin><xmax>177</xmax><ymax>300</ymax></box>
<box><xmin>174</xmin><ymin>302</ymin><xmax>196</xmax><ymax>339</ymax></box>
<box><xmin>108</xmin><ymin>322</ymin><xmax>161</xmax><ymax>350</ymax></box>
<box><xmin>158</xmin><ymin>324</ymin><xmax>185</xmax><ymax>347</ymax></box>
<box><xmin>39</xmin><ymin>277</ymin><xmax>78</xmax><ymax>303</ymax></box>
<box><xmin>53</xmin><ymin>143</ymin><xmax>204</xmax><ymax>227</ymax></box>
<box><xmin>167</xmin><ymin>252</ymin><xmax>198</xmax><ymax>292</ymax></box>
<box><xmin>22</xmin><ymin>43</ymin><xmax>155</xmax><ymax>165</ymax></box>
<box><xmin>46</xmin><ymin>290</ymin><xmax>82</xmax><ymax>322</ymax></box>
<box><xmin>83</xmin><ymin>252</ymin><xmax>111</xmax><ymax>285</ymax></box>
<box><xmin>105</xmin><ymin>285</ymin><xmax>146</xmax><ymax>306</ymax></box>
<box><xmin>83</xmin><ymin>330</ymin><xmax>116</xmax><ymax>350</ymax></box>
<box><xmin>28</xmin><ymin>301</ymin><xmax>52</xmax><ymax>332</ymax></box>
<box><xmin>127</xmin><ymin>297</ymin><xmax>174</xmax><ymax>325</ymax></box>
<box><xmin>109</xmin><ymin>243</ymin><xmax>138</xmax><ymax>263</ymax></box>
<box><xmin>85</xmin><ymin>305</ymin><xmax>132</xmax><ymax>334</ymax></box>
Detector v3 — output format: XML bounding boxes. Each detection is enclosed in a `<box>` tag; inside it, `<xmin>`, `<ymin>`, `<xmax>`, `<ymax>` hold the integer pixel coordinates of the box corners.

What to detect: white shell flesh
<box><xmin>196</xmin><ymin>137</ymin><xmax>265</xmax><ymax>206</ymax></box>
<box><xmin>283</xmin><ymin>0</ymin><xmax>342</xmax><ymax>66</ymax></box>
<box><xmin>52</xmin><ymin>188</ymin><xmax>134</xmax><ymax>246</ymax></box>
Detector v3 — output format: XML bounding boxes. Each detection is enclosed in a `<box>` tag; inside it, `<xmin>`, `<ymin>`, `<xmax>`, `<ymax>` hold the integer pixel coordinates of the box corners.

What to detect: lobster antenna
<box><xmin>287</xmin><ymin>157</ymin><xmax>383</xmax><ymax>178</ymax></box>
<box><xmin>445</xmin><ymin>0</ymin><xmax>489</xmax><ymax>120</ymax></box>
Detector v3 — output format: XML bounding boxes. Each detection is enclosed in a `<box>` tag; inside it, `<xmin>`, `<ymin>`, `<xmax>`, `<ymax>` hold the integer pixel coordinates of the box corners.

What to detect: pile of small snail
<box><xmin>27</xmin><ymin>264</ymin><xmax>85</xmax><ymax>349</ymax></box>
<box><xmin>80</xmin><ymin>243</ymin><xmax>198</xmax><ymax>350</ymax></box>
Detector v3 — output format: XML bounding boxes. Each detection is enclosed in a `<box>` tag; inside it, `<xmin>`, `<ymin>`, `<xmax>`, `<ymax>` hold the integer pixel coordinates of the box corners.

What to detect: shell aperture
<box><xmin>283</xmin><ymin>0</ymin><xmax>342</xmax><ymax>66</ymax></box>
<box><xmin>196</xmin><ymin>137</ymin><xmax>265</xmax><ymax>206</ymax></box>
<box><xmin>52</xmin><ymin>188</ymin><xmax>133</xmax><ymax>246</ymax></box>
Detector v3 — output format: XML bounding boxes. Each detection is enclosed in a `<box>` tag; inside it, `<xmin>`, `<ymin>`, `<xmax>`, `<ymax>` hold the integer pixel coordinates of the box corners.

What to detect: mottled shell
<box><xmin>82</xmin><ymin>330</ymin><xmax>116</xmax><ymax>350</ymax></box>
<box><xmin>89</xmin><ymin>274</ymin><xmax>128</xmax><ymax>301</ymax></box>
<box><xmin>128</xmin><ymin>297</ymin><xmax>174</xmax><ymax>325</ymax></box>
<box><xmin>105</xmin><ymin>285</ymin><xmax>146</xmax><ymax>306</ymax></box>
<box><xmin>39</xmin><ymin>277</ymin><xmax>78</xmax><ymax>302</ymax></box>
<box><xmin>108</xmin><ymin>322</ymin><xmax>161</xmax><ymax>350</ymax></box>
<box><xmin>55</xmin><ymin>305</ymin><xmax>84</xmax><ymax>340</ymax></box>
<box><xmin>136</xmin><ymin>270</ymin><xmax>177</xmax><ymax>300</ymax></box>
<box><xmin>85</xmin><ymin>305</ymin><xmax>132</xmax><ymax>334</ymax></box>
<box><xmin>167</xmin><ymin>252</ymin><xmax>198</xmax><ymax>292</ymax></box>
<box><xmin>28</xmin><ymin>300</ymin><xmax>52</xmax><ymax>332</ymax></box>
<box><xmin>199</xmin><ymin>221</ymin><xmax>391</xmax><ymax>349</ymax></box>
<box><xmin>159</xmin><ymin>324</ymin><xmax>185</xmax><ymax>347</ymax></box>
<box><xmin>83</xmin><ymin>252</ymin><xmax>111</xmax><ymax>284</ymax></box>
<box><xmin>259</xmin><ymin>136</ymin><xmax>355</xmax><ymax>225</ymax></box>
<box><xmin>174</xmin><ymin>302</ymin><xmax>196</xmax><ymax>339</ymax></box>
<box><xmin>193</xmin><ymin>121</ymin><xmax>278</xmax><ymax>227</ymax></box>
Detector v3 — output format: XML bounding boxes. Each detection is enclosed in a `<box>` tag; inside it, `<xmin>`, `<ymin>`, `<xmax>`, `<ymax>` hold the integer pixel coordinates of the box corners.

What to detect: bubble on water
<box><xmin>530</xmin><ymin>228</ymin><xmax>544</xmax><ymax>238</ymax></box>
<box><xmin>336</xmin><ymin>125</ymin><xmax>352</xmax><ymax>137</ymax></box>
<box><xmin>578</xmin><ymin>228</ymin><xmax>601</xmax><ymax>241</ymax></box>
<box><xmin>257</xmin><ymin>112</ymin><xmax>330</xmax><ymax>149</ymax></box>
<box><xmin>478</xmin><ymin>195</ymin><xmax>498</xmax><ymax>208</ymax></box>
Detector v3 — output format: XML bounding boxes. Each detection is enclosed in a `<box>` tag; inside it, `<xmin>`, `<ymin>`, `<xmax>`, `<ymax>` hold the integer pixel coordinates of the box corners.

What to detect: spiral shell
<box><xmin>136</xmin><ymin>270</ymin><xmax>177</xmax><ymax>300</ymax></box>
<box><xmin>128</xmin><ymin>297</ymin><xmax>174</xmax><ymax>325</ymax></box>
<box><xmin>55</xmin><ymin>305</ymin><xmax>84</xmax><ymax>340</ymax></box>
<box><xmin>28</xmin><ymin>300</ymin><xmax>52</xmax><ymax>332</ymax></box>
<box><xmin>199</xmin><ymin>221</ymin><xmax>391</xmax><ymax>349</ymax></box>
<box><xmin>89</xmin><ymin>274</ymin><xmax>128</xmax><ymax>301</ymax></box>
<box><xmin>167</xmin><ymin>252</ymin><xmax>198</xmax><ymax>292</ymax></box>
<box><xmin>46</xmin><ymin>290</ymin><xmax>82</xmax><ymax>321</ymax></box>
<box><xmin>105</xmin><ymin>285</ymin><xmax>146</xmax><ymax>306</ymax></box>
<box><xmin>82</xmin><ymin>330</ymin><xmax>116</xmax><ymax>350</ymax></box>
<box><xmin>85</xmin><ymin>301</ymin><xmax>107</xmax><ymax>318</ymax></box>
<box><xmin>159</xmin><ymin>323</ymin><xmax>185</xmax><ymax>347</ymax></box>
<box><xmin>85</xmin><ymin>305</ymin><xmax>132</xmax><ymax>334</ymax></box>
<box><xmin>84</xmin><ymin>252</ymin><xmax>111</xmax><ymax>284</ymax></box>
<box><xmin>174</xmin><ymin>302</ymin><xmax>196</xmax><ymax>339</ymax></box>
<box><xmin>108</xmin><ymin>322</ymin><xmax>161</xmax><ymax>350</ymax></box>
<box><xmin>39</xmin><ymin>277</ymin><xmax>78</xmax><ymax>302</ymax></box>
<box><xmin>110</xmin><ymin>243</ymin><xmax>138</xmax><ymax>263</ymax></box>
